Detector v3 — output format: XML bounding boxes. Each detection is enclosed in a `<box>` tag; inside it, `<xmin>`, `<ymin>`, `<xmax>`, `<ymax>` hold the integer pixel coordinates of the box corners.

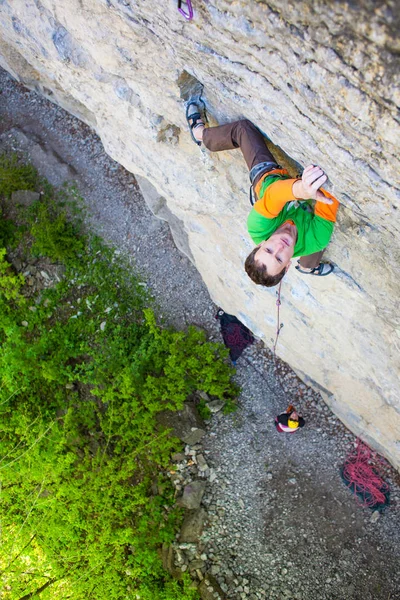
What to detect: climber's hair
<box><xmin>244</xmin><ymin>246</ymin><xmax>287</xmax><ymax>287</ymax></box>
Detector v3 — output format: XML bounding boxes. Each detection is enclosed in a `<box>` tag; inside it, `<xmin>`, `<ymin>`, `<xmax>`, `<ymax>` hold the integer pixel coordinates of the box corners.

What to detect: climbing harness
<box><xmin>249</xmin><ymin>161</ymin><xmax>279</xmax><ymax>206</ymax></box>
<box><xmin>177</xmin><ymin>0</ymin><xmax>193</xmax><ymax>20</ymax></box>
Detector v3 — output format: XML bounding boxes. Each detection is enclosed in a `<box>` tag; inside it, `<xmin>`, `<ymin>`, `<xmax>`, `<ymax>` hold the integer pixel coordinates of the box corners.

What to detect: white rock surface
<box><xmin>0</xmin><ymin>0</ymin><xmax>399</xmax><ymax>468</ymax></box>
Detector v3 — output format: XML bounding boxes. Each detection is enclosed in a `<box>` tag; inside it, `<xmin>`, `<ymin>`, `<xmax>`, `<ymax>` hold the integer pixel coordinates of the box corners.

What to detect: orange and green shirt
<box><xmin>247</xmin><ymin>169</ymin><xmax>339</xmax><ymax>257</ymax></box>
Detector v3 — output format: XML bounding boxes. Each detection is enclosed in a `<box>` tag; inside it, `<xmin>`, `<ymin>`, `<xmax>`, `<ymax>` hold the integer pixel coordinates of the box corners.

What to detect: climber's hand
<box><xmin>293</xmin><ymin>165</ymin><xmax>333</xmax><ymax>204</ymax></box>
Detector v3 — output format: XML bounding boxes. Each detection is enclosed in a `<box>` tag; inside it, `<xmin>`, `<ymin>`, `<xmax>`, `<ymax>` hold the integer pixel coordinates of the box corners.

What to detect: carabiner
<box><xmin>178</xmin><ymin>0</ymin><xmax>193</xmax><ymax>21</ymax></box>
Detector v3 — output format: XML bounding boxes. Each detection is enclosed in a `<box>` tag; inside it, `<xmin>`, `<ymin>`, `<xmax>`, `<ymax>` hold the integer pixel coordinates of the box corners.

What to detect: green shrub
<box><xmin>0</xmin><ymin>155</ymin><xmax>238</xmax><ymax>600</ymax></box>
<box><xmin>30</xmin><ymin>197</ymin><xmax>86</xmax><ymax>262</ymax></box>
<box><xmin>197</xmin><ymin>398</ymin><xmax>212</xmax><ymax>420</ymax></box>
<box><xmin>0</xmin><ymin>208</ymin><xmax>17</xmax><ymax>246</ymax></box>
<box><xmin>0</xmin><ymin>152</ymin><xmax>38</xmax><ymax>198</ymax></box>
<box><xmin>0</xmin><ymin>247</ymin><xmax>25</xmax><ymax>301</ymax></box>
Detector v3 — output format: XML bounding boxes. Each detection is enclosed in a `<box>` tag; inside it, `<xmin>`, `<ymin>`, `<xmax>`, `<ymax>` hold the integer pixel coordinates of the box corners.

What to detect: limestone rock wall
<box><xmin>0</xmin><ymin>0</ymin><xmax>399</xmax><ymax>468</ymax></box>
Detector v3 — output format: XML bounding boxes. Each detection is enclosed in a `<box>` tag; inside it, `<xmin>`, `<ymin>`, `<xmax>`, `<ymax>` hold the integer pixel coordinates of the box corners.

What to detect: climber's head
<box><xmin>244</xmin><ymin>222</ymin><xmax>296</xmax><ymax>287</ymax></box>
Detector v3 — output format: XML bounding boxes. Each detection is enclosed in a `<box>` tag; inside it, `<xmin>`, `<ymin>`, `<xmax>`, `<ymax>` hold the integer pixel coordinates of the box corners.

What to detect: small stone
<box><xmin>177</xmin><ymin>481</ymin><xmax>207</xmax><ymax>509</ymax></box>
<box><xmin>370</xmin><ymin>510</ymin><xmax>380</xmax><ymax>523</ymax></box>
<box><xmin>179</xmin><ymin>508</ymin><xmax>206</xmax><ymax>542</ymax></box>
<box><xmin>21</xmin><ymin>321</ymin><xmax>29</xmax><ymax>327</ymax></box>
<box><xmin>209</xmin><ymin>468</ymin><xmax>217</xmax><ymax>482</ymax></box>
<box><xmin>175</xmin><ymin>549</ymin><xmax>183</xmax><ymax>564</ymax></box>
<box><xmin>178</xmin><ymin>543</ymin><xmax>197</xmax><ymax>550</ymax></box>
<box><xmin>197</xmin><ymin>454</ymin><xmax>209</xmax><ymax>471</ymax></box>
<box><xmin>12</xmin><ymin>259</ymin><xmax>23</xmax><ymax>271</ymax></box>
<box><xmin>172</xmin><ymin>452</ymin><xmax>186</xmax><ymax>462</ymax></box>
<box><xmin>191</xmin><ymin>443</ymin><xmax>203</xmax><ymax>451</ymax></box>
<box><xmin>189</xmin><ymin>559</ymin><xmax>206</xmax><ymax>570</ymax></box>
<box><xmin>199</xmin><ymin>574</ymin><xmax>227</xmax><ymax>600</ymax></box>
<box><xmin>183</xmin><ymin>428</ymin><xmax>206</xmax><ymax>446</ymax></box>
<box><xmin>207</xmin><ymin>399</ymin><xmax>225</xmax><ymax>413</ymax></box>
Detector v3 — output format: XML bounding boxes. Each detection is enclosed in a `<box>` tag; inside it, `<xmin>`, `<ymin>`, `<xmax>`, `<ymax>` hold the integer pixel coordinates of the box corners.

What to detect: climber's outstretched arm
<box><xmin>254</xmin><ymin>165</ymin><xmax>338</xmax><ymax>220</ymax></box>
<box><xmin>293</xmin><ymin>164</ymin><xmax>340</xmax><ymax>223</ymax></box>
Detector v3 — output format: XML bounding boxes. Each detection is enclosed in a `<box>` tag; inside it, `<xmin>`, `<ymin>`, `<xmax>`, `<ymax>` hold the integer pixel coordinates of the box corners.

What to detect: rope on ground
<box><xmin>341</xmin><ymin>439</ymin><xmax>390</xmax><ymax>510</ymax></box>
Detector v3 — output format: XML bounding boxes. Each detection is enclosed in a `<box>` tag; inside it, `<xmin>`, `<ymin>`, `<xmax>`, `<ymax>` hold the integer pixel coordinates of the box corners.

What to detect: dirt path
<box><xmin>1</xmin><ymin>67</ymin><xmax>399</xmax><ymax>600</ymax></box>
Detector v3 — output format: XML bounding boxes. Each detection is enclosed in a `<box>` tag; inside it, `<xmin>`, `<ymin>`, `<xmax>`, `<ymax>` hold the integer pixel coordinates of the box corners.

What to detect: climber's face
<box><xmin>254</xmin><ymin>221</ymin><xmax>296</xmax><ymax>276</ymax></box>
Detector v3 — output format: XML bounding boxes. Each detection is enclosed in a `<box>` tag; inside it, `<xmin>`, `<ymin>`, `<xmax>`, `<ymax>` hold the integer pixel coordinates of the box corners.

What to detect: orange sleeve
<box><xmin>314</xmin><ymin>189</ymin><xmax>340</xmax><ymax>222</ymax></box>
<box><xmin>254</xmin><ymin>178</ymin><xmax>298</xmax><ymax>218</ymax></box>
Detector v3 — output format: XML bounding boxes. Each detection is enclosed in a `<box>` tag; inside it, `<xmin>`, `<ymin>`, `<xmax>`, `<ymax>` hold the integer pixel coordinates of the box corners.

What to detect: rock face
<box><xmin>0</xmin><ymin>1</ymin><xmax>399</xmax><ymax>468</ymax></box>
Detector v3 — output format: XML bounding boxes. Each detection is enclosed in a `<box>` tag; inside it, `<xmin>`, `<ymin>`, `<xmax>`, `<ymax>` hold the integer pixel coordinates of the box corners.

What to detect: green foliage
<box><xmin>197</xmin><ymin>399</ymin><xmax>212</xmax><ymax>420</ymax></box>
<box><xmin>0</xmin><ymin>152</ymin><xmax>38</xmax><ymax>198</ymax></box>
<box><xmin>222</xmin><ymin>395</ymin><xmax>238</xmax><ymax>415</ymax></box>
<box><xmin>0</xmin><ymin>153</ymin><xmax>36</xmax><ymax>247</ymax></box>
<box><xmin>0</xmin><ymin>155</ymin><xmax>238</xmax><ymax>600</ymax></box>
<box><xmin>0</xmin><ymin>208</ymin><xmax>17</xmax><ymax>247</ymax></box>
<box><xmin>28</xmin><ymin>184</ymin><xmax>87</xmax><ymax>263</ymax></box>
<box><xmin>30</xmin><ymin>199</ymin><xmax>85</xmax><ymax>261</ymax></box>
<box><xmin>0</xmin><ymin>248</ymin><xmax>25</xmax><ymax>301</ymax></box>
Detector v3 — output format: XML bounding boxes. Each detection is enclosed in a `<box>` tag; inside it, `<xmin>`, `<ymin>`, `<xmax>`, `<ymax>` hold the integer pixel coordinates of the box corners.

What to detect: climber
<box><xmin>186</xmin><ymin>102</ymin><xmax>340</xmax><ymax>288</ymax></box>
<box><xmin>275</xmin><ymin>405</ymin><xmax>305</xmax><ymax>433</ymax></box>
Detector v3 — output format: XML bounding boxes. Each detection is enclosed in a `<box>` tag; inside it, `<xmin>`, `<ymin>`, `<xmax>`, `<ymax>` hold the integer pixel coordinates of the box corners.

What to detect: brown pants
<box><xmin>203</xmin><ymin>119</ymin><xmax>324</xmax><ymax>270</ymax></box>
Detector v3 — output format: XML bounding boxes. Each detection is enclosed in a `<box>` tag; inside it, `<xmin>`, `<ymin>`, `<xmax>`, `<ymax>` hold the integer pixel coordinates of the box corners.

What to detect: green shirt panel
<box><xmin>247</xmin><ymin>176</ymin><xmax>334</xmax><ymax>257</ymax></box>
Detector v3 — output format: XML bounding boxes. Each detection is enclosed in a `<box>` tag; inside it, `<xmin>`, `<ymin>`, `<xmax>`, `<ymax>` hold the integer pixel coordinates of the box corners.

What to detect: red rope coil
<box><xmin>342</xmin><ymin>439</ymin><xmax>389</xmax><ymax>508</ymax></box>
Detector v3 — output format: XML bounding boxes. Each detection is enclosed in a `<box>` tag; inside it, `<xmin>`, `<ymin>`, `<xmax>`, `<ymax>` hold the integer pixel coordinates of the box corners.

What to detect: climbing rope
<box><xmin>272</xmin><ymin>281</ymin><xmax>283</xmax><ymax>356</ymax></box>
<box><xmin>342</xmin><ymin>439</ymin><xmax>390</xmax><ymax>509</ymax></box>
<box><xmin>177</xmin><ymin>0</ymin><xmax>193</xmax><ymax>20</ymax></box>
<box><xmin>270</xmin><ymin>280</ymin><xmax>289</xmax><ymax>400</ymax></box>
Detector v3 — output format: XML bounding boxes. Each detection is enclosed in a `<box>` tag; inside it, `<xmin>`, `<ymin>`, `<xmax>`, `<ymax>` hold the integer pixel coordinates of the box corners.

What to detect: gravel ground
<box><xmin>1</xmin><ymin>67</ymin><xmax>399</xmax><ymax>600</ymax></box>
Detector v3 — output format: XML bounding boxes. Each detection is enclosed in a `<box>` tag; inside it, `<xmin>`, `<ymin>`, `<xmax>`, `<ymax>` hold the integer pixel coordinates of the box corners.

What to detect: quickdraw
<box><xmin>178</xmin><ymin>0</ymin><xmax>193</xmax><ymax>20</ymax></box>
